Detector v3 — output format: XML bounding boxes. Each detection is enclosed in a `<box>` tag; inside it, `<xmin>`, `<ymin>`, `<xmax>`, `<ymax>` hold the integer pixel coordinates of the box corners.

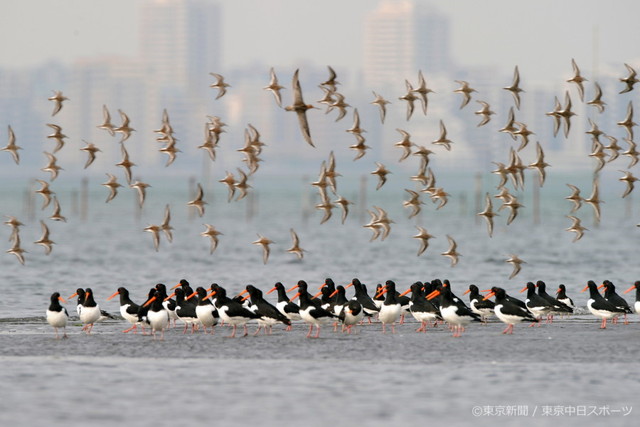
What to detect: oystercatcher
<box><xmin>107</xmin><ymin>287</ymin><xmax>143</xmax><ymax>333</ymax></box>
<box><xmin>463</xmin><ymin>284</ymin><xmax>495</xmax><ymax>323</ymax></box>
<box><xmin>427</xmin><ymin>285</ymin><xmax>481</xmax><ymax>337</ymax></box>
<box><xmin>46</xmin><ymin>292</ymin><xmax>68</xmax><ymax>339</ymax></box>
<box><xmin>581</xmin><ymin>280</ymin><xmax>626</xmax><ymax>329</ymax></box>
<box><xmin>266</xmin><ymin>282</ymin><xmax>300</xmax><ymax>330</ymax></box>
<box><xmin>484</xmin><ymin>287</ymin><xmax>537</xmax><ymax>334</ymax></box>
<box><xmin>290</xmin><ymin>280</ymin><xmax>335</xmax><ymax>338</ymax></box>
<box><xmin>601</xmin><ymin>280</ymin><xmax>632</xmax><ymax>324</ymax></box>
<box><xmin>623</xmin><ymin>281</ymin><xmax>640</xmax><ymax>315</ymax></box>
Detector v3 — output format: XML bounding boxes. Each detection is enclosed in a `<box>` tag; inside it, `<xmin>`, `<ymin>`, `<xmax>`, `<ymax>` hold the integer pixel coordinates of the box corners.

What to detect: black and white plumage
<box><xmin>192</xmin><ymin>287</ymin><xmax>219</xmax><ymax>334</ymax></box>
<box><xmin>291</xmin><ymin>280</ymin><xmax>335</xmax><ymax>338</ymax></box>
<box><xmin>402</xmin><ymin>282</ymin><xmax>441</xmax><ymax>332</ymax></box>
<box><xmin>427</xmin><ymin>284</ymin><xmax>481</xmax><ymax>337</ymax></box>
<box><xmin>623</xmin><ymin>281</ymin><xmax>640</xmax><ymax>315</ymax></box>
<box><xmin>346</xmin><ymin>278</ymin><xmax>379</xmax><ymax>320</ymax></box>
<box><xmin>377</xmin><ymin>280</ymin><xmax>402</xmax><ymax>333</ymax></box>
<box><xmin>78</xmin><ymin>288</ymin><xmax>101</xmax><ymax>334</ymax></box>
<box><xmin>172</xmin><ymin>287</ymin><xmax>199</xmax><ymax>334</ymax></box>
<box><xmin>46</xmin><ymin>292</ymin><xmax>69</xmax><ymax>339</ymax></box>
<box><xmin>245</xmin><ymin>284</ymin><xmax>291</xmax><ymax>335</ymax></box>
<box><xmin>267</xmin><ymin>282</ymin><xmax>300</xmax><ymax>330</ymax></box>
<box><xmin>485</xmin><ymin>287</ymin><xmax>537</xmax><ymax>334</ymax></box>
<box><xmin>555</xmin><ymin>284</ymin><xmax>575</xmax><ymax>312</ymax></box>
<box><xmin>536</xmin><ymin>281</ymin><xmax>572</xmax><ymax>322</ymax></box>
<box><xmin>581</xmin><ymin>281</ymin><xmax>626</xmax><ymax>329</ymax></box>
<box><xmin>520</xmin><ymin>282</ymin><xmax>554</xmax><ymax>324</ymax></box>
<box><xmin>601</xmin><ymin>280</ymin><xmax>633</xmax><ymax>325</ymax></box>
<box><xmin>107</xmin><ymin>287</ymin><xmax>143</xmax><ymax>333</ymax></box>
<box><xmin>464</xmin><ymin>284</ymin><xmax>494</xmax><ymax>322</ymax></box>
<box><xmin>338</xmin><ymin>300</ymin><xmax>364</xmax><ymax>334</ymax></box>
<box><xmin>206</xmin><ymin>285</ymin><xmax>260</xmax><ymax>338</ymax></box>
<box><xmin>142</xmin><ymin>290</ymin><xmax>169</xmax><ymax>340</ymax></box>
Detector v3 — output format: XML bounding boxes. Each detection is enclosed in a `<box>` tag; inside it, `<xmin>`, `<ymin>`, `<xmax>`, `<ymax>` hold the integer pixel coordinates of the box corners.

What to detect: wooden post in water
<box><xmin>71</xmin><ymin>190</ymin><xmax>79</xmax><ymax>217</ymax></box>
<box><xmin>23</xmin><ymin>181</ymin><xmax>35</xmax><ymax>221</ymax></box>
<box><xmin>359</xmin><ymin>174</ymin><xmax>367</xmax><ymax>223</ymax></box>
<box><xmin>246</xmin><ymin>191</ymin><xmax>257</xmax><ymax>222</ymax></box>
<box><xmin>533</xmin><ymin>181</ymin><xmax>540</xmax><ymax>225</ymax></box>
<box><xmin>80</xmin><ymin>177</ymin><xmax>89</xmax><ymax>222</ymax></box>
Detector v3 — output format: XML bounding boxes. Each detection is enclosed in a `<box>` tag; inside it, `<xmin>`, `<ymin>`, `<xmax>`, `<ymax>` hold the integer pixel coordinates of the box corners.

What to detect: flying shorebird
<box><xmin>320</xmin><ymin>65</ymin><xmax>340</xmax><ymax>91</ymax></box>
<box><xmin>35</xmin><ymin>179</ymin><xmax>54</xmax><ymax>209</ymax></box>
<box><xmin>477</xmin><ymin>193</ymin><xmax>499</xmax><ymax>237</ymax></box>
<box><xmin>398</xmin><ymin>80</ymin><xmax>418</xmax><ymax>121</ymax></box>
<box><xmin>1</xmin><ymin>125</ymin><xmax>21</xmax><ymax>164</ymax></box>
<box><xmin>219</xmin><ymin>171</ymin><xmax>236</xmax><ymax>202</ymax></box>
<box><xmin>48</xmin><ymin>91</ymin><xmax>68</xmax><ymax>116</ymax></box>
<box><xmin>402</xmin><ymin>189</ymin><xmax>423</xmax><ymax>219</ymax></box>
<box><xmin>263</xmin><ymin>67</ymin><xmax>285</xmax><ymax>107</ymax></box>
<box><xmin>491</xmin><ymin>162</ymin><xmax>509</xmax><ymax>190</ymax></box>
<box><xmin>209</xmin><ymin>73</ymin><xmax>230</xmax><ymax>99</ymax></box>
<box><xmin>619</xmin><ymin>63</ymin><xmax>639</xmax><ymax>94</ymax></box>
<box><xmin>505</xmin><ymin>254</ymin><xmax>525</xmax><ymax>280</ymax></box>
<box><xmin>6</xmin><ymin>234</ymin><xmax>26</xmax><ymax>265</ymax></box>
<box><xmin>252</xmin><ymin>234</ymin><xmax>274</xmax><ymax>264</ymax></box>
<box><xmin>412</xmin><ymin>70</ymin><xmax>434</xmax><ymax>115</ymax></box>
<box><xmin>567</xmin><ymin>58</ymin><xmax>587</xmax><ymax>102</ymax></box>
<box><xmin>46</xmin><ymin>124</ymin><xmax>67</xmax><ymax>153</ymax></box>
<box><xmin>413</xmin><ymin>226</ymin><xmax>434</xmax><ymax>256</ymax></box>
<box><xmin>130</xmin><ymin>180</ymin><xmax>151</xmax><ymax>208</ymax></box>
<box><xmin>334</xmin><ymin>195</ymin><xmax>352</xmax><ymax>224</ymax></box>
<box><xmin>285</xmin><ymin>69</ymin><xmax>316</xmax><ymax>147</ymax></box>
<box><xmin>199</xmin><ymin>123</ymin><xmax>218</xmax><ymax>161</ymax></box>
<box><xmin>557</xmin><ymin>91</ymin><xmax>575</xmax><ymax>138</ymax></box>
<box><xmin>159</xmin><ymin>139</ymin><xmax>180</xmax><ymax>167</ymax></box>
<box><xmin>97</xmin><ymin>104</ymin><xmax>115</xmax><ymax>136</ymax></box>
<box><xmin>328</xmin><ymin>92</ymin><xmax>350</xmax><ymax>122</ymax></box>
<box><xmin>116</xmin><ymin>143</ymin><xmax>136</xmax><ymax>184</ymax></box>
<box><xmin>372</xmin><ymin>206</ymin><xmax>393</xmax><ymax>240</ymax></box>
<box><xmin>503</xmin><ymin>65</ymin><xmax>524</xmax><ymax>109</ymax></box>
<box><xmin>528</xmin><ymin>141</ymin><xmax>550</xmax><ymax>187</ymax></box>
<box><xmin>49</xmin><ymin>196</ymin><xmax>66</xmax><ymax>222</ymax></box>
<box><xmin>287</xmin><ymin>228</ymin><xmax>305</xmax><ymax>260</ymax></box>
<box><xmin>619</xmin><ymin>170</ymin><xmax>639</xmax><ymax>198</ymax></box>
<box><xmin>501</xmin><ymin>194</ymin><xmax>524</xmax><ymax>225</ymax></box>
<box><xmin>4</xmin><ymin>216</ymin><xmax>23</xmax><ymax>244</ymax></box>
<box><xmin>235</xmin><ymin>168</ymin><xmax>252</xmax><ymax>201</ymax></box>
<box><xmin>371</xmin><ymin>162</ymin><xmax>391</xmax><ymax>190</ymax></box>
<box><xmin>42</xmin><ymin>151</ymin><xmax>62</xmax><ymax>181</ymax></box>
<box><xmin>394</xmin><ymin>129</ymin><xmax>414</xmax><ymax>162</ymax></box>
<box><xmin>513</xmin><ymin>121</ymin><xmax>534</xmax><ymax>152</ymax></box>
<box><xmin>474</xmin><ymin>101</ymin><xmax>495</xmax><ymax>127</ymax></box>
<box><xmin>114</xmin><ymin>110</ymin><xmax>135</xmax><ymax>142</ymax></box>
<box><xmin>604</xmin><ymin>135</ymin><xmax>621</xmax><ymax>163</ymax></box>
<box><xmin>565</xmin><ymin>184</ymin><xmax>583</xmax><ymax>213</ymax></box>
<box><xmin>102</xmin><ymin>173</ymin><xmax>122</xmax><ymax>203</ymax></box>
<box><xmin>441</xmin><ymin>235</ymin><xmax>460</xmax><ymax>267</ymax></box>
<box><xmin>315</xmin><ymin>193</ymin><xmax>334</xmax><ymax>224</ymax></box>
<box><xmin>586</xmin><ymin>118</ymin><xmax>604</xmax><ymax>141</ymax></box>
<box><xmin>143</xmin><ymin>224</ymin><xmax>162</xmax><ymax>252</ymax></box>
<box><xmin>587</xmin><ymin>82</ymin><xmax>606</xmax><ymax>113</ymax></box>
<box><xmin>584</xmin><ymin>180</ymin><xmax>603</xmax><ymax>222</ymax></box>
<box><xmin>499</xmin><ymin>106</ymin><xmax>518</xmax><ymax>139</ymax></box>
<box><xmin>363</xmin><ymin>209</ymin><xmax>383</xmax><ymax>242</ymax></box>
<box><xmin>617</xmin><ymin>101</ymin><xmax>636</xmax><ymax>140</ymax></box>
<box><xmin>546</xmin><ymin>96</ymin><xmax>562</xmax><ymax>137</ymax></box>
<box><xmin>80</xmin><ymin>140</ymin><xmax>101</xmax><ymax>169</ymax></box>
<box><xmin>566</xmin><ymin>215</ymin><xmax>588</xmax><ymax>242</ymax></box>
<box><xmin>589</xmin><ymin>138</ymin><xmax>607</xmax><ymax>173</ymax></box>
<box><xmin>371</xmin><ymin>91</ymin><xmax>391</xmax><ymax>124</ymax></box>
<box><xmin>34</xmin><ymin>220</ymin><xmax>55</xmax><ymax>255</ymax></box>
<box><xmin>346</xmin><ymin>108</ymin><xmax>365</xmax><ymax>136</ymax></box>
<box><xmin>349</xmin><ymin>134</ymin><xmax>370</xmax><ymax>161</ymax></box>
<box><xmin>453</xmin><ymin>80</ymin><xmax>476</xmax><ymax>109</ymax></box>
<box><xmin>432</xmin><ymin>120</ymin><xmax>453</xmax><ymax>151</ymax></box>
<box><xmin>160</xmin><ymin>204</ymin><xmax>173</xmax><ymax>243</ymax></box>
<box><xmin>325</xmin><ymin>152</ymin><xmax>341</xmax><ymax>194</ymax></box>
<box><xmin>201</xmin><ymin>224</ymin><xmax>223</xmax><ymax>254</ymax></box>
<box><xmin>187</xmin><ymin>183</ymin><xmax>207</xmax><ymax>217</ymax></box>
<box><xmin>622</xmin><ymin>137</ymin><xmax>640</xmax><ymax>168</ymax></box>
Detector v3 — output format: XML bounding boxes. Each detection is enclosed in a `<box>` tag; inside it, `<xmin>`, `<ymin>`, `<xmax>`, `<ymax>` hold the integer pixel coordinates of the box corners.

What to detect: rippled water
<box><xmin>1</xmin><ymin>172</ymin><xmax>639</xmax><ymax>426</ymax></box>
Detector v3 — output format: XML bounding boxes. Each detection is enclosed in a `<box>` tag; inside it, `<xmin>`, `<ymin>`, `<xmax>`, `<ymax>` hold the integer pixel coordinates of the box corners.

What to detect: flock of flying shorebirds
<box><xmin>2</xmin><ymin>60</ymin><xmax>640</xmax><ymax>278</ymax></box>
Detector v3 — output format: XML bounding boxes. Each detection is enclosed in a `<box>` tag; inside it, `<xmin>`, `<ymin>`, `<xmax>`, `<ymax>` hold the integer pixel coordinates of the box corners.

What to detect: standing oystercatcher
<box><xmin>484</xmin><ymin>287</ymin><xmax>537</xmax><ymax>334</ymax></box>
<box><xmin>245</xmin><ymin>284</ymin><xmax>291</xmax><ymax>334</ymax></box>
<box><xmin>601</xmin><ymin>280</ymin><xmax>632</xmax><ymax>324</ymax></box>
<box><xmin>290</xmin><ymin>280</ymin><xmax>335</xmax><ymax>338</ymax></box>
<box><xmin>155</xmin><ymin>283</ymin><xmax>178</xmax><ymax>327</ymax></box>
<box><xmin>169</xmin><ymin>287</ymin><xmax>199</xmax><ymax>333</ymax></box>
<box><xmin>623</xmin><ymin>281</ymin><xmax>640</xmax><ymax>315</ymax></box>
<box><xmin>46</xmin><ymin>292</ymin><xmax>68</xmax><ymax>339</ymax></box>
<box><xmin>338</xmin><ymin>300</ymin><xmax>364</xmax><ymax>334</ymax></box>
<box><xmin>463</xmin><ymin>284</ymin><xmax>495</xmax><ymax>323</ymax></box>
<box><xmin>520</xmin><ymin>282</ymin><xmax>552</xmax><ymax>325</ymax></box>
<box><xmin>536</xmin><ymin>281</ymin><xmax>572</xmax><ymax>322</ymax></box>
<box><xmin>581</xmin><ymin>280</ymin><xmax>626</xmax><ymax>329</ymax></box>
<box><xmin>189</xmin><ymin>287</ymin><xmax>219</xmax><ymax>334</ymax></box>
<box><xmin>346</xmin><ymin>278</ymin><xmax>379</xmax><ymax>321</ymax></box>
<box><xmin>205</xmin><ymin>285</ymin><xmax>260</xmax><ymax>337</ymax></box>
<box><xmin>142</xmin><ymin>290</ymin><xmax>169</xmax><ymax>340</ymax></box>
<box><xmin>378</xmin><ymin>280</ymin><xmax>402</xmax><ymax>333</ymax></box>
<box><xmin>267</xmin><ymin>282</ymin><xmax>300</xmax><ymax>330</ymax></box>
<box><xmin>427</xmin><ymin>285</ymin><xmax>481</xmax><ymax>337</ymax></box>
<box><xmin>399</xmin><ymin>282</ymin><xmax>441</xmax><ymax>332</ymax></box>
<box><xmin>555</xmin><ymin>284</ymin><xmax>575</xmax><ymax>312</ymax></box>
<box><xmin>107</xmin><ymin>287</ymin><xmax>143</xmax><ymax>333</ymax></box>
<box><xmin>78</xmin><ymin>288</ymin><xmax>101</xmax><ymax>334</ymax></box>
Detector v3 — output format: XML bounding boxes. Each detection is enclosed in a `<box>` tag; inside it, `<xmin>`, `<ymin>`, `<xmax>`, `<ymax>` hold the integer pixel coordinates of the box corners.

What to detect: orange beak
<box><xmin>106</xmin><ymin>290</ymin><xmax>120</xmax><ymax>301</ymax></box>
<box><xmin>597</xmin><ymin>284</ymin><xmax>605</xmax><ymax>290</ymax></box>
<box><xmin>287</xmin><ymin>285</ymin><xmax>299</xmax><ymax>292</ymax></box>
<box><xmin>345</xmin><ymin>283</ymin><xmax>353</xmax><ymax>289</ymax></box>
<box><xmin>318</xmin><ymin>283</ymin><xmax>327</xmax><ymax>290</ymax></box>
<box><xmin>57</xmin><ymin>296</ymin><xmax>66</xmax><ymax>303</ymax></box>
<box><xmin>68</xmin><ymin>292</ymin><xmax>78</xmax><ymax>300</ymax></box>
<box><xmin>290</xmin><ymin>292</ymin><xmax>300</xmax><ymax>302</ymax></box>
<box><xmin>266</xmin><ymin>286</ymin><xmax>277</xmax><ymax>294</ymax></box>
<box><xmin>483</xmin><ymin>291</ymin><xmax>495</xmax><ymax>301</ymax></box>
<box><xmin>463</xmin><ymin>289</ymin><xmax>470</xmax><ymax>295</ymax></box>
<box><xmin>519</xmin><ymin>286</ymin><xmax>528</xmax><ymax>293</ymax></box>
<box><xmin>480</xmin><ymin>289</ymin><xmax>492</xmax><ymax>293</ymax></box>
<box><xmin>312</xmin><ymin>291</ymin><xmax>323</xmax><ymax>299</ymax></box>
<box><xmin>171</xmin><ymin>283</ymin><xmax>181</xmax><ymax>290</ymax></box>
<box><xmin>375</xmin><ymin>286</ymin><xmax>387</xmax><ymax>298</ymax></box>
<box><xmin>556</xmin><ymin>288</ymin><xmax>562</xmax><ymax>294</ymax></box>
<box><xmin>426</xmin><ymin>289</ymin><xmax>440</xmax><ymax>300</ymax></box>
<box><xmin>164</xmin><ymin>291</ymin><xmax>176</xmax><ymax>301</ymax></box>
<box><xmin>329</xmin><ymin>289</ymin><xmax>338</xmax><ymax>298</ymax></box>
<box><xmin>580</xmin><ymin>285</ymin><xmax>588</xmax><ymax>293</ymax></box>
<box><xmin>143</xmin><ymin>296</ymin><xmax>156</xmax><ymax>308</ymax></box>
<box><xmin>398</xmin><ymin>288</ymin><xmax>411</xmax><ymax>298</ymax></box>
<box><xmin>241</xmin><ymin>294</ymin><xmax>250</xmax><ymax>302</ymax></box>
<box><xmin>624</xmin><ymin>285</ymin><xmax>636</xmax><ymax>294</ymax></box>
<box><xmin>204</xmin><ymin>290</ymin><xmax>217</xmax><ymax>299</ymax></box>
<box><xmin>238</xmin><ymin>289</ymin><xmax>249</xmax><ymax>296</ymax></box>
<box><xmin>186</xmin><ymin>291</ymin><xmax>197</xmax><ymax>300</ymax></box>
<box><xmin>85</xmin><ymin>291</ymin><xmax>91</xmax><ymax>298</ymax></box>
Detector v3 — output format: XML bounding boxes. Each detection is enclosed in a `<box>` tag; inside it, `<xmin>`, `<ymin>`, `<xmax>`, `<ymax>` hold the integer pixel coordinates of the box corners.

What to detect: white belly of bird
<box><xmin>276</xmin><ymin>302</ymin><xmax>301</xmax><ymax>321</ymax></box>
<box><xmin>558</xmin><ymin>298</ymin><xmax>574</xmax><ymax>310</ymax></box>
<box><xmin>441</xmin><ymin>305</ymin><xmax>471</xmax><ymax>327</ymax></box>
<box><xmin>148</xmin><ymin>309</ymin><xmax>169</xmax><ymax>332</ymax></box>
<box><xmin>470</xmin><ymin>301</ymin><xmax>493</xmax><ymax>317</ymax></box>
<box><xmin>79</xmin><ymin>305</ymin><xmax>100</xmax><ymax>325</ymax></box>
<box><xmin>196</xmin><ymin>305</ymin><xmax>217</xmax><ymax>327</ymax></box>
<box><xmin>218</xmin><ymin>306</ymin><xmax>249</xmax><ymax>326</ymax></box>
<box><xmin>46</xmin><ymin>309</ymin><xmax>68</xmax><ymax>328</ymax></box>
<box><xmin>379</xmin><ymin>303</ymin><xmax>401</xmax><ymax>325</ymax></box>
<box><xmin>634</xmin><ymin>301</ymin><xmax>640</xmax><ymax>315</ymax></box>
<box><xmin>587</xmin><ymin>300</ymin><xmax>615</xmax><ymax>319</ymax></box>
<box><xmin>299</xmin><ymin>307</ymin><xmax>331</xmax><ymax>326</ymax></box>
<box><xmin>494</xmin><ymin>305</ymin><xmax>527</xmax><ymax>325</ymax></box>
<box><xmin>120</xmin><ymin>304</ymin><xmax>138</xmax><ymax>325</ymax></box>
<box><xmin>411</xmin><ymin>310</ymin><xmax>437</xmax><ymax>323</ymax></box>
<box><xmin>342</xmin><ymin>309</ymin><xmax>364</xmax><ymax>326</ymax></box>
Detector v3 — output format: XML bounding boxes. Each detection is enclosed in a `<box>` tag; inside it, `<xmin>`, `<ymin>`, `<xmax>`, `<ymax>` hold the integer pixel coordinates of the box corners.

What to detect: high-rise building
<box><xmin>363</xmin><ymin>0</ymin><xmax>452</xmax><ymax>89</ymax></box>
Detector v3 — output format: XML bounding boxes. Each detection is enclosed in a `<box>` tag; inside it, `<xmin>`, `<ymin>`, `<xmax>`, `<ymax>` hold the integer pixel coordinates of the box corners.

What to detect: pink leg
<box><xmin>314</xmin><ymin>325</ymin><xmax>321</xmax><ymax>338</ymax></box>
<box><xmin>306</xmin><ymin>324</ymin><xmax>313</xmax><ymax>338</ymax></box>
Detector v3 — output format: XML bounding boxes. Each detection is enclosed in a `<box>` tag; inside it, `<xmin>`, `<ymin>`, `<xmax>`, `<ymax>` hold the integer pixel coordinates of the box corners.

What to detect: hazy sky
<box><xmin>1</xmin><ymin>0</ymin><xmax>639</xmax><ymax>81</ymax></box>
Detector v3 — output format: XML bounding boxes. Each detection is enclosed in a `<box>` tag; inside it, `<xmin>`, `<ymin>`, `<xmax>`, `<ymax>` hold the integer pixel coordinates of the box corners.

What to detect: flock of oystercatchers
<box><xmin>45</xmin><ymin>278</ymin><xmax>640</xmax><ymax>339</ymax></box>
